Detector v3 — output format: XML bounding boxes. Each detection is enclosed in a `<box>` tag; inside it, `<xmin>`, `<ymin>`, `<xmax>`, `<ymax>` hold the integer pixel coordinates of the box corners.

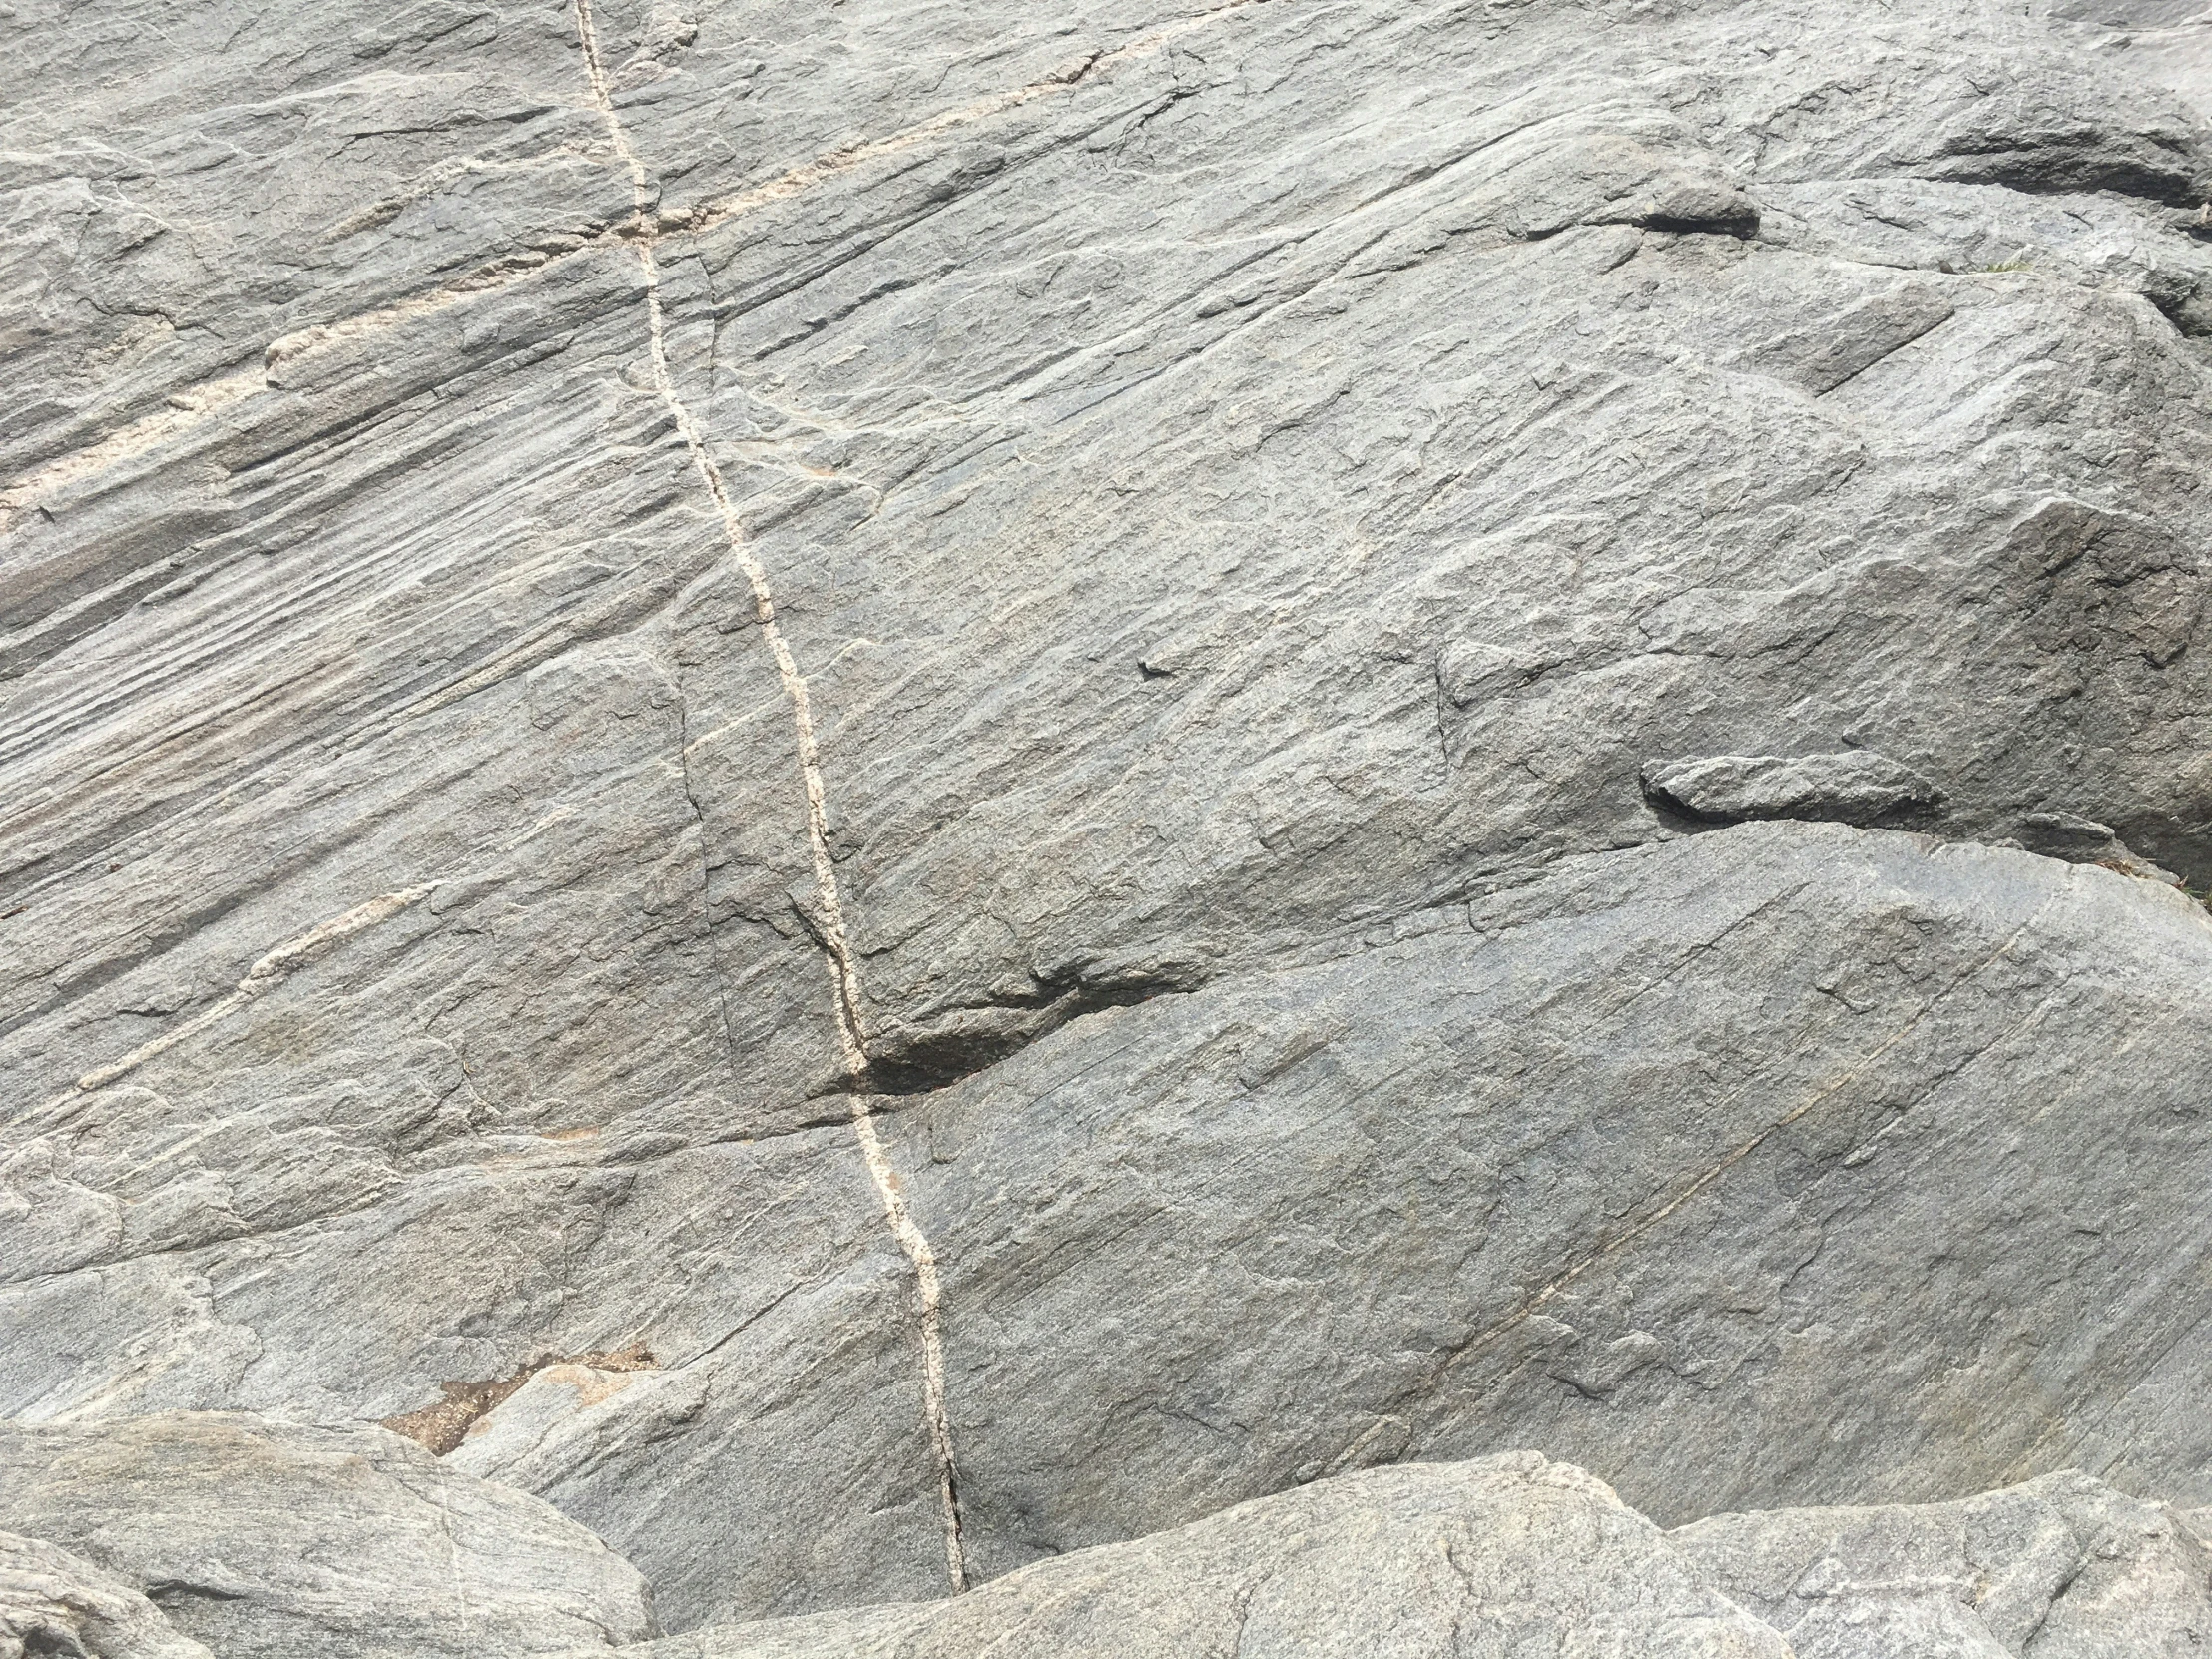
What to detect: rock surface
<box><xmin>0</xmin><ymin>1532</ymin><xmax>211</xmax><ymax>1659</ymax></box>
<box><xmin>0</xmin><ymin>1412</ymin><xmax>655</xmax><ymax>1657</ymax></box>
<box><xmin>893</xmin><ymin>822</ymin><xmax>2212</xmax><ymax>1588</ymax></box>
<box><xmin>8</xmin><ymin>0</ymin><xmax>2212</xmax><ymax>1642</ymax></box>
<box><xmin>582</xmin><ymin>1457</ymin><xmax>2212</xmax><ymax>1659</ymax></box>
<box><xmin>1674</xmin><ymin>1469</ymin><xmax>2212</xmax><ymax>1658</ymax></box>
<box><xmin>1641</xmin><ymin>751</ymin><xmax>1943</xmax><ymax>826</ymax></box>
<box><xmin>600</xmin><ymin>1454</ymin><xmax>1793</xmax><ymax>1659</ymax></box>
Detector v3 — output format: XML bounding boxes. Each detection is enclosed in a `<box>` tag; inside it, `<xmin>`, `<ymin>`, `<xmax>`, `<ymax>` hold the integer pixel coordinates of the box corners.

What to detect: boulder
<box><xmin>0</xmin><ymin>1412</ymin><xmax>654</xmax><ymax>1658</ymax></box>
<box><xmin>583</xmin><ymin>1459</ymin><xmax>2212</xmax><ymax>1659</ymax></box>
<box><xmin>0</xmin><ymin>1531</ymin><xmax>210</xmax><ymax>1659</ymax></box>
<box><xmin>1672</xmin><ymin>1470</ymin><xmax>2212</xmax><ymax>1658</ymax></box>
<box><xmin>592</xmin><ymin>1454</ymin><xmax>1790</xmax><ymax>1659</ymax></box>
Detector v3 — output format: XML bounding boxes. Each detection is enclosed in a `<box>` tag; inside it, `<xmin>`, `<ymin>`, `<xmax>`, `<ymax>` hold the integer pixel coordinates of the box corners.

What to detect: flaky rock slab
<box><xmin>0</xmin><ymin>1411</ymin><xmax>654</xmax><ymax>1658</ymax></box>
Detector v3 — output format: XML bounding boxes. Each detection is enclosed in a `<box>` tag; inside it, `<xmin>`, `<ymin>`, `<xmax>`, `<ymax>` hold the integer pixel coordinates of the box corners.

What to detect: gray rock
<box><xmin>586</xmin><ymin>1461</ymin><xmax>2212</xmax><ymax>1659</ymax></box>
<box><xmin>421</xmin><ymin>818</ymin><xmax>2212</xmax><ymax>1621</ymax></box>
<box><xmin>1672</xmin><ymin>1470</ymin><xmax>2212</xmax><ymax>1658</ymax></box>
<box><xmin>0</xmin><ymin>1412</ymin><xmax>654</xmax><ymax>1657</ymax></box>
<box><xmin>596</xmin><ymin>1454</ymin><xmax>1791</xmax><ymax>1659</ymax></box>
<box><xmin>886</xmin><ymin>822</ymin><xmax>2212</xmax><ymax>1586</ymax></box>
<box><xmin>2050</xmin><ymin>6</ymin><xmax>2212</xmax><ymax>132</ymax></box>
<box><xmin>0</xmin><ymin>1531</ymin><xmax>211</xmax><ymax>1659</ymax></box>
<box><xmin>2012</xmin><ymin>810</ymin><xmax>2186</xmax><ymax>881</ymax></box>
<box><xmin>1641</xmin><ymin>751</ymin><xmax>1943</xmax><ymax>825</ymax></box>
<box><xmin>9</xmin><ymin>0</ymin><xmax>2212</xmax><ymax>1634</ymax></box>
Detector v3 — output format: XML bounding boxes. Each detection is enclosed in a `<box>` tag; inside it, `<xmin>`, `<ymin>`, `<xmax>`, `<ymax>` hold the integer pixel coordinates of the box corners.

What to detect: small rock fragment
<box><xmin>1641</xmin><ymin>751</ymin><xmax>1943</xmax><ymax>826</ymax></box>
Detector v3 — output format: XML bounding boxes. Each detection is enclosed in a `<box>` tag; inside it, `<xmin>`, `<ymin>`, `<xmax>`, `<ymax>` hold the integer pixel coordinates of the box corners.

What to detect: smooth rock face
<box><xmin>609</xmin><ymin>1454</ymin><xmax>1793</xmax><ymax>1659</ymax></box>
<box><xmin>0</xmin><ymin>1413</ymin><xmax>655</xmax><ymax>1657</ymax></box>
<box><xmin>0</xmin><ymin>1531</ymin><xmax>211</xmax><ymax>1659</ymax></box>
<box><xmin>1673</xmin><ymin>1470</ymin><xmax>2212</xmax><ymax>1658</ymax></box>
<box><xmin>9</xmin><ymin>0</ymin><xmax>2212</xmax><ymax>1640</ymax></box>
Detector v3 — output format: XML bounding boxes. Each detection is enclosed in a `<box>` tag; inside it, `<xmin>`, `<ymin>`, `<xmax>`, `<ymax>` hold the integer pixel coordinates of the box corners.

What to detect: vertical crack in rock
<box><xmin>430</xmin><ymin>1463</ymin><xmax>474</xmax><ymax>1650</ymax></box>
<box><xmin>671</xmin><ymin>677</ymin><xmax>753</xmax><ymax>1100</ymax></box>
<box><xmin>570</xmin><ymin>0</ymin><xmax>969</xmax><ymax>1594</ymax></box>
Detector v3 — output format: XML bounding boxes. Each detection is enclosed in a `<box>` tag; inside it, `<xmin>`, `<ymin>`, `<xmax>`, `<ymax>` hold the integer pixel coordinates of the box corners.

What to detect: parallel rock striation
<box><xmin>0</xmin><ymin>1412</ymin><xmax>654</xmax><ymax>1657</ymax></box>
<box><xmin>8</xmin><ymin>0</ymin><xmax>2212</xmax><ymax>1639</ymax></box>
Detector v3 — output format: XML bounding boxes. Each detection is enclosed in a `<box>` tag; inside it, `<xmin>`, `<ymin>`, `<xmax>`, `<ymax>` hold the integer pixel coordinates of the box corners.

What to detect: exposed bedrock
<box><xmin>0</xmin><ymin>1531</ymin><xmax>213</xmax><ymax>1659</ymax></box>
<box><xmin>893</xmin><ymin>824</ymin><xmax>2212</xmax><ymax>1584</ymax></box>
<box><xmin>0</xmin><ymin>1412</ymin><xmax>653</xmax><ymax>1657</ymax></box>
<box><xmin>595</xmin><ymin>1457</ymin><xmax>2212</xmax><ymax>1659</ymax></box>
<box><xmin>605</xmin><ymin>1455</ymin><xmax>1800</xmax><ymax>1659</ymax></box>
<box><xmin>7</xmin><ymin>0</ymin><xmax>2212</xmax><ymax>1636</ymax></box>
<box><xmin>1673</xmin><ymin>1468</ymin><xmax>2212</xmax><ymax>1658</ymax></box>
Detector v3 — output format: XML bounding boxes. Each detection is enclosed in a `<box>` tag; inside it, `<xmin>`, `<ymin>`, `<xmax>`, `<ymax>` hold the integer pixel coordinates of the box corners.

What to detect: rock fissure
<box><xmin>569</xmin><ymin>0</ymin><xmax>968</xmax><ymax>1594</ymax></box>
<box><xmin>667</xmin><ymin>651</ymin><xmax>751</xmax><ymax>1103</ymax></box>
<box><xmin>18</xmin><ymin>2</ymin><xmax>2212</xmax><ymax>1648</ymax></box>
<box><xmin>852</xmin><ymin>969</ymin><xmax>1208</xmax><ymax>1098</ymax></box>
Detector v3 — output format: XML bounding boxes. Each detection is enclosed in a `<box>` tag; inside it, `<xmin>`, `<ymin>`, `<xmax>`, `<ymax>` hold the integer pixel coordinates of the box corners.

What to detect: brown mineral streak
<box><xmin>381</xmin><ymin>1344</ymin><xmax>658</xmax><ymax>1457</ymax></box>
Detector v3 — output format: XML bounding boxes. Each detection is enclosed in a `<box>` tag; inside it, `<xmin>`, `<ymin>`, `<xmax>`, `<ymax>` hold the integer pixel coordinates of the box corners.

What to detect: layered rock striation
<box><xmin>7</xmin><ymin>0</ymin><xmax>2212</xmax><ymax>1645</ymax></box>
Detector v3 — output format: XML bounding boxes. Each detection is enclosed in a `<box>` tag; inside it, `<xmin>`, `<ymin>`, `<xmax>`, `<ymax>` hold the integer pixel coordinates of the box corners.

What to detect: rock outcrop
<box><xmin>584</xmin><ymin>1457</ymin><xmax>2212</xmax><ymax>1659</ymax></box>
<box><xmin>0</xmin><ymin>1532</ymin><xmax>212</xmax><ymax>1659</ymax></box>
<box><xmin>607</xmin><ymin>1454</ymin><xmax>1797</xmax><ymax>1659</ymax></box>
<box><xmin>1675</xmin><ymin>1470</ymin><xmax>2212</xmax><ymax>1658</ymax></box>
<box><xmin>7</xmin><ymin>0</ymin><xmax>2212</xmax><ymax>1642</ymax></box>
<box><xmin>0</xmin><ymin>1413</ymin><xmax>654</xmax><ymax>1657</ymax></box>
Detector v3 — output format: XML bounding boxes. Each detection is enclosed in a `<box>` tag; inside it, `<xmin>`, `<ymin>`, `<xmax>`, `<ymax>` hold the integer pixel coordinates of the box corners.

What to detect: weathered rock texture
<box><xmin>590</xmin><ymin>1457</ymin><xmax>2212</xmax><ymax>1659</ymax></box>
<box><xmin>1674</xmin><ymin>1469</ymin><xmax>2212</xmax><ymax>1658</ymax></box>
<box><xmin>0</xmin><ymin>1531</ymin><xmax>211</xmax><ymax>1659</ymax></box>
<box><xmin>607</xmin><ymin>1454</ymin><xmax>1795</xmax><ymax>1659</ymax></box>
<box><xmin>7</xmin><ymin>0</ymin><xmax>2212</xmax><ymax>1641</ymax></box>
<box><xmin>0</xmin><ymin>1413</ymin><xmax>655</xmax><ymax>1657</ymax></box>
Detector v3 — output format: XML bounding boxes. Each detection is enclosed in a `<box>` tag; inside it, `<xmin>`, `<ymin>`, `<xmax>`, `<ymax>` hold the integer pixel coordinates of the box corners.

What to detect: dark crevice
<box><xmin>1635</xmin><ymin>206</ymin><xmax>1763</xmax><ymax>239</ymax></box>
<box><xmin>145</xmin><ymin>1581</ymin><xmax>249</xmax><ymax>1606</ymax></box>
<box><xmin>1921</xmin><ymin>147</ymin><xmax>2208</xmax><ymax>209</ymax></box>
<box><xmin>1637</xmin><ymin>779</ymin><xmax>1948</xmax><ymax>833</ymax></box>
<box><xmin>852</xmin><ymin>968</ymin><xmax>1207</xmax><ymax>1097</ymax></box>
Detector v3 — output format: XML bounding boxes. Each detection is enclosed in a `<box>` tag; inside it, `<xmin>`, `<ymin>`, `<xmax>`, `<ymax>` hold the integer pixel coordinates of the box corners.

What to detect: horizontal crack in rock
<box><xmin>857</xmin><ymin>968</ymin><xmax>1208</xmax><ymax>1096</ymax></box>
